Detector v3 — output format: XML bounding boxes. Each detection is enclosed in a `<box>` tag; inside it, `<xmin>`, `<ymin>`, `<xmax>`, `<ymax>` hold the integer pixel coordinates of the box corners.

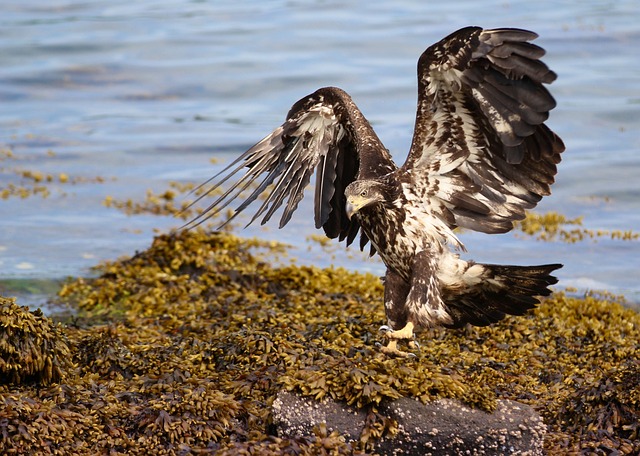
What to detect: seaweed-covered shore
<box><xmin>1</xmin><ymin>229</ymin><xmax>639</xmax><ymax>454</ymax></box>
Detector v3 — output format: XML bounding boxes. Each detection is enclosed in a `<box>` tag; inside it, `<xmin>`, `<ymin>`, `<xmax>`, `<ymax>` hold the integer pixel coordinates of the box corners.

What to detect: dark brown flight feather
<box><xmin>186</xmin><ymin>26</ymin><xmax>565</xmax><ymax>341</ymax></box>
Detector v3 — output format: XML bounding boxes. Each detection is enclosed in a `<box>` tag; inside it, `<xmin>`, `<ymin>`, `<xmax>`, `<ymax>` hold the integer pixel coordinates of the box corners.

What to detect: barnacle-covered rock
<box><xmin>0</xmin><ymin>296</ymin><xmax>72</xmax><ymax>385</ymax></box>
<box><xmin>273</xmin><ymin>391</ymin><xmax>546</xmax><ymax>455</ymax></box>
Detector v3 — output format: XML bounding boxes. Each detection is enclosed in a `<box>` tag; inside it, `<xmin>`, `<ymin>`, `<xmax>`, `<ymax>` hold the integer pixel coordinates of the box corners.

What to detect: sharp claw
<box><xmin>380</xmin><ymin>344</ymin><xmax>415</xmax><ymax>358</ymax></box>
<box><xmin>378</xmin><ymin>337</ymin><xmax>420</xmax><ymax>358</ymax></box>
<box><xmin>376</xmin><ymin>322</ymin><xmax>420</xmax><ymax>357</ymax></box>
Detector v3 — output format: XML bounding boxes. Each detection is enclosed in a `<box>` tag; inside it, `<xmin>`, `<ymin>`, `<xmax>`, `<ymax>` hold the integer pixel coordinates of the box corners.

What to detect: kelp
<box><xmin>0</xmin><ymin>229</ymin><xmax>638</xmax><ymax>454</ymax></box>
<box><xmin>0</xmin><ymin>296</ymin><xmax>72</xmax><ymax>385</ymax></box>
<box><xmin>514</xmin><ymin>211</ymin><xmax>640</xmax><ymax>242</ymax></box>
<box><xmin>0</xmin><ymin>148</ymin><xmax>106</xmax><ymax>200</ymax></box>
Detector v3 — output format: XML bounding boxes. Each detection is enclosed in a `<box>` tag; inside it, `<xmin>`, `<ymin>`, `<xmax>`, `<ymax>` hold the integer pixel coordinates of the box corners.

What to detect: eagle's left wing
<box><xmin>185</xmin><ymin>87</ymin><xmax>395</xmax><ymax>249</ymax></box>
<box><xmin>402</xmin><ymin>27</ymin><xmax>565</xmax><ymax>234</ymax></box>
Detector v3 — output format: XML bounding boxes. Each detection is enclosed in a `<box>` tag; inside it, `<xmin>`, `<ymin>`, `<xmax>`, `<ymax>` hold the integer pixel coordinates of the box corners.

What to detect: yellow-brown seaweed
<box><xmin>0</xmin><ymin>229</ymin><xmax>638</xmax><ymax>454</ymax></box>
<box><xmin>0</xmin><ymin>296</ymin><xmax>72</xmax><ymax>385</ymax></box>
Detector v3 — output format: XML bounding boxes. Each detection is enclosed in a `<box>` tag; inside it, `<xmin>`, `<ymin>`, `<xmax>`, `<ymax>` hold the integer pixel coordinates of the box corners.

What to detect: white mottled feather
<box><xmin>187</xmin><ymin>27</ymin><xmax>564</xmax><ymax>333</ymax></box>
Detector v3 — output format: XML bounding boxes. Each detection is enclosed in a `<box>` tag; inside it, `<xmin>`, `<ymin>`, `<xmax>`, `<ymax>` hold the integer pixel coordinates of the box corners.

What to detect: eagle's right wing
<box><xmin>185</xmin><ymin>87</ymin><xmax>395</xmax><ymax>249</ymax></box>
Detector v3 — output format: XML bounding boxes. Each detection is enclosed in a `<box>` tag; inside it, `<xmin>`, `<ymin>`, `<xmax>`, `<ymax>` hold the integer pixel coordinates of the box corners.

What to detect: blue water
<box><xmin>1</xmin><ymin>0</ymin><xmax>639</xmax><ymax>309</ymax></box>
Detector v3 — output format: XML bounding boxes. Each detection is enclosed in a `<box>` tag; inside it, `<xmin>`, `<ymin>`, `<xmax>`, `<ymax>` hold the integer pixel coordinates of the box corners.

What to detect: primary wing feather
<box><xmin>403</xmin><ymin>26</ymin><xmax>565</xmax><ymax>235</ymax></box>
<box><xmin>186</xmin><ymin>87</ymin><xmax>394</xmax><ymax>247</ymax></box>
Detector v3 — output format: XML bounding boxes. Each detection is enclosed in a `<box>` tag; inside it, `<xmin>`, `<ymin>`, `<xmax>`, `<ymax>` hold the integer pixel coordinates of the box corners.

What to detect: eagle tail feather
<box><xmin>444</xmin><ymin>262</ymin><xmax>561</xmax><ymax>328</ymax></box>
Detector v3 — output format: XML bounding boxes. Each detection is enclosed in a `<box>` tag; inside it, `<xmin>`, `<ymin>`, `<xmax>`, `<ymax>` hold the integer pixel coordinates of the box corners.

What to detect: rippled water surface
<box><xmin>1</xmin><ymin>0</ymin><xmax>639</xmax><ymax>308</ymax></box>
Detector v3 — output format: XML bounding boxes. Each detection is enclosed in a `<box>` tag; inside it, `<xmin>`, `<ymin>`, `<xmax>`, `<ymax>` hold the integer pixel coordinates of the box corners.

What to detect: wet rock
<box><xmin>272</xmin><ymin>391</ymin><xmax>546</xmax><ymax>455</ymax></box>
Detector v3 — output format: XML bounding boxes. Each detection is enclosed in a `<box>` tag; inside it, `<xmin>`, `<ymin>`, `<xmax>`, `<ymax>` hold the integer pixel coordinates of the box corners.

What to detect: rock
<box><xmin>272</xmin><ymin>391</ymin><xmax>368</xmax><ymax>443</ymax></box>
<box><xmin>272</xmin><ymin>391</ymin><xmax>546</xmax><ymax>455</ymax></box>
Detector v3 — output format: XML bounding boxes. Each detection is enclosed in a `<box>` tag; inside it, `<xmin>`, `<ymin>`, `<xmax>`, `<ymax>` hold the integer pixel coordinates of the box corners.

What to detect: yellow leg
<box><xmin>385</xmin><ymin>322</ymin><xmax>414</xmax><ymax>340</ymax></box>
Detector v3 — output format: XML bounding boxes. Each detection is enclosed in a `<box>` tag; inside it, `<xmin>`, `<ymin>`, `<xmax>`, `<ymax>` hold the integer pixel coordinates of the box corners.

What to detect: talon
<box><xmin>379</xmin><ymin>325</ymin><xmax>392</xmax><ymax>333</ymax></box>
<box><xmin>380</xmin><ymin>340</ymin><xmax>415</xmax><ymax>358</ymax></box>
<box><xmin>378</xmin><ymin>322</ymin><xmax>419</xmax><ymax>357</ymax></box>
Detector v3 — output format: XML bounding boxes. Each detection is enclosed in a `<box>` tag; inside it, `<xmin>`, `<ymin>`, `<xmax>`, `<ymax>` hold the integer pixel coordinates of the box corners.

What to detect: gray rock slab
<box><xmin>272</xmin><ymin>391</ymin><xmax>546</xmax><ymax>455</ymax></box>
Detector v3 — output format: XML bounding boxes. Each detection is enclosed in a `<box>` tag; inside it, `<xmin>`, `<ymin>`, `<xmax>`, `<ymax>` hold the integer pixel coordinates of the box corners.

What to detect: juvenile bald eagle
<box><xmin>188</xmin><ymin>26</ymin><xmax>565</xmax><ymax>356</ymax></box>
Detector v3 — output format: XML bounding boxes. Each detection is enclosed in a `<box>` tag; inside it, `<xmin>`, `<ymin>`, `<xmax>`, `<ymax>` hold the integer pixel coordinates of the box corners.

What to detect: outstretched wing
<box><xmin>403</xmin><ymin>26</ymin><xmax>565</xmax><ymax>234</ymax></box>
<box><xmin>186</xmin><ymin>86</ymin><xmax>396</xmax><ymax>247</ymax></box>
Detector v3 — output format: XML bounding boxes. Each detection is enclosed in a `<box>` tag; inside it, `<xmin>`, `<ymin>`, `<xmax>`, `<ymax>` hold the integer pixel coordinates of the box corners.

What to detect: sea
<box><xmin>1</xmin><ymin>0</ymin><xmax>639</xmax><ymax>311</ymax></box>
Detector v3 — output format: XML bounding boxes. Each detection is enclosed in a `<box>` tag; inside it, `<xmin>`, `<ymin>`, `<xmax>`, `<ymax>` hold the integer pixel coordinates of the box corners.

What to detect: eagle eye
<box><xmin>360</xmin><ymin>190</ymin><xmax>367</xmax><ymax>197</ymax></box>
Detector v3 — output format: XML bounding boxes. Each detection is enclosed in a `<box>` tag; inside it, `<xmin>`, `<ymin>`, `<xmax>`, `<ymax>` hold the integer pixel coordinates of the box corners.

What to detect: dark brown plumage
<box><xmin>187</xmin><ymin>26</ymin><xmax>565</xmax><ymax>356</ymax></box>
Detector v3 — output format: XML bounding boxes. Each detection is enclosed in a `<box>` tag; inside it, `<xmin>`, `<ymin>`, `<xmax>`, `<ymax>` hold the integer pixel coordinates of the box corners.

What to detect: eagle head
<box><xmin>344</xmin><ymin>179</ymin><xmax>392</xmax><ymax>220</ymax></box>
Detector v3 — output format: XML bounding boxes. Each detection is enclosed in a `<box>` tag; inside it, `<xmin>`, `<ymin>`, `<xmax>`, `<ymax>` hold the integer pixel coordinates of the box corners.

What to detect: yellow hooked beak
<box><xmin>345</xmin><ymin>196</ymin><xmax>368</xmax><ymax>220</ymax></box>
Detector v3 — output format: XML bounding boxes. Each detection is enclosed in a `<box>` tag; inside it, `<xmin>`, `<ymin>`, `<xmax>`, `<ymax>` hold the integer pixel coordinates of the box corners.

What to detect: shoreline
<box><xmin>2</xmin><ymin>229</ymin><xmax>638</xmax><ymax>454</ymax></box>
